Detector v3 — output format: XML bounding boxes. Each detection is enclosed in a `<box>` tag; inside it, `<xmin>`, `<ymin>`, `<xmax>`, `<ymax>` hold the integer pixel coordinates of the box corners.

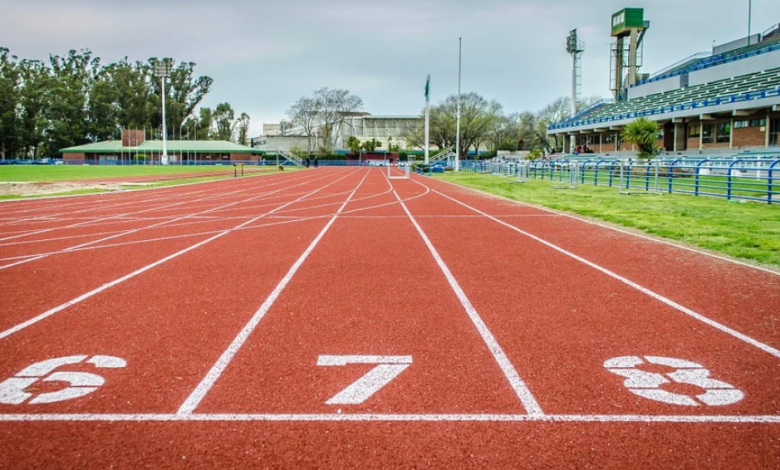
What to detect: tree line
<box><xmin>0</xmin><ymin>48</ymin><xmax>250</xmax><ymax>160</ymax></box>
<box><xmin>284</xmin><ymin>86</ymin><xmax>601</xmax><ymax>157</ymax></box>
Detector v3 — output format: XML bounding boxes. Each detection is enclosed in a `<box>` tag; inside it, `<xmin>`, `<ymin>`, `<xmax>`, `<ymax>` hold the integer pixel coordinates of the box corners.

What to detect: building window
<box><xmin>734</xmin><ymin>120</ymin><xmax>749</xmax><ymax>129</ymax></box>
<box><xmin>702</xmin><ymin>124</ymin><xmax>714</xmax><ymax>143</ymax></box>
<box><xmin>688</xmin><ymin>124</ymin><xmax>700</xmax><ymax>138</ymax></box>
<box><xmin>716</xmin><ymin>122</ymin><xmax>731</xmax><ymax>143</ymax></box>
<box><xmin>603</xmin><ymin>133</ymin><xmax>615</xmax><ymax>144</ymax></box>
<box><xmin>750</xmin><ymin>118</ymin><xmax>766</xmax><ymax>127</ymax></box>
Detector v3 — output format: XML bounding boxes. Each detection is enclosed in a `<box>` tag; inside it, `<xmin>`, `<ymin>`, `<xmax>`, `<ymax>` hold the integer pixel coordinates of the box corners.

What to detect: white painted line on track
<box><xmin>0</xmin><ymin>169</ymin><xmax>347</xmax><ymax>270</ymax></box>
<box><xmin>0</xmin><ymin>412</ymin><xmax>778</xmax><ymax>423</ymax></box>
<box><xmin>431</xmin><ymin>187</ymin><xmax>780</xmax><ymax>361</ymax></box>
<box><xmin>0</xmin><ymin>169</ymin><xmax>360</xmax><ymax>341</ymax></box>
<box><xmin>386</xmin><ymin>178</ymin><xmax>543</xmax><ymax>416</ymax></box>
<box><xmin>0</xmin><ymin>179</ymin><xmax>435</xmax><ymax>264</ymax></box>
<box><xmin>177</xmin><ymin>169</ymin><xmax>371</xmax><ymax>415</ymax></box>
<box><xmin>434</xmin><ymin>177</ymin><xmax>780</xmax><ymax>277</ymax></box>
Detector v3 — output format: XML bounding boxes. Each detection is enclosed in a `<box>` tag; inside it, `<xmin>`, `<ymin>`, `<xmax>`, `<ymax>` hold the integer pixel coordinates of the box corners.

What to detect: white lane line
<box><xmin>433</xmin><ymin>177</ymin><xmax>780</xmax><ymax>277</ymax></box>
<box><xmin>0</xmin><ymin>183</ymin><xmax>430</xmax><ymax>264</ymax></box>
<box><xmin>387</xmin><ymin>186</ymin><xmax>543</xmax><ymax>416</ymax></box>
<box><xmin>0</xmin><ymin>170</ymin><xmax>359</xmax><ymax>341</ymax></box>
<box><xmin>0</xmin><ymin>413</ymin><xmax>778</xmax><ymax>423</ymax></box>
<box><xmin>0</xmin><ymin>169</ymin><xmax>346</xmax><ymax>270</ymax></box>
<box><xmin>0</xmin><ymin>169</ymin><xmax>314</xmax><ymax>234</ymax></box>
<box><xmin>177</xmin><ymin>169</ymin><xmax>370</xmax><ymax>415</ymax></box>
<box><xmin>432</xmin><ymin>188</ymin><xmax>780</xmax><ymax>361</ymax></box>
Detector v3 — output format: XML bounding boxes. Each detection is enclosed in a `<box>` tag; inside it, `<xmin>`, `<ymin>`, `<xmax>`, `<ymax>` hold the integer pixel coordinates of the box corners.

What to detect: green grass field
<box><xmin>436</xmin><ymin>171</ymin><xmax>780</xmax><ymax>270</ymax></box>
<box><xmin>0</xmin><ymin>165</ymin><xmax>297</xmax><ymax>200</ymax></box>
<box><xmin>0</xmin><ymin>165</ymin><xmax>269</xmax><ymax>182</ymax></box>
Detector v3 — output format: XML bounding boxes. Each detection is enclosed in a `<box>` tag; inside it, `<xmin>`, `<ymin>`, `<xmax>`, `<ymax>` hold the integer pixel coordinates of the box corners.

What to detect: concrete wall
<box><xmin>688</xmin><ymin>48</ymin><xmax>780</xmax><ymax>87</ymax></box>
<box><xmin>251</xmin><ymin>135</ymin><xmax>322</xmax><ymax>153</ymax></box>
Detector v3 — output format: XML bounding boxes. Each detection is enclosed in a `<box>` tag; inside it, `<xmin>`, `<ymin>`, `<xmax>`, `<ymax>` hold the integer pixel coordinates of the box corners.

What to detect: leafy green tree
<box><xmin>235</xmin><ymin>113</ymin><xmax>250</xmax><ymax>145</ymax></box>
<box><xmin>347</xmin><ymin>136</ymin><xmax>362</xmax><ymax>156</ymax></box>
<box><xmin>213</xmin><ymin>102</ymin><xmax>235</xmax><ymax>141</ymax></box>
<box><xmin>0</xmin><ymin>48</ymin><xmax>20</xmax><ymax>160</ymax></box>
<box><xmin>17</xmin><ymin>59</ymin><xmax>52</xmax><ymax>158</ymax></box>
<box><xmin>622</xmin><ymin>117</ymin><xmax>661</xmax><ymax>159</ymax></box>
<box><xmin>362</xmin><ymin>138</ymin><xmax>380</xmax><ymax>153</ymax></box>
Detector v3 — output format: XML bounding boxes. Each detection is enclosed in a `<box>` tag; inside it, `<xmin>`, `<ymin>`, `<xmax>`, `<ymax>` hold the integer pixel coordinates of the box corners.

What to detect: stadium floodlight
<box><xmin>154</xmin><ymin>62</ymin><xmax>173</xmax><ymax>165</ymax></box>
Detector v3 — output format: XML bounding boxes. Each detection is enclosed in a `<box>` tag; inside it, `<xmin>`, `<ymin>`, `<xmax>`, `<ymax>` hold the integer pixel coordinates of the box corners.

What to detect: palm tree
<box><xmin>621</xmin><ymin>117</ymin><xmax>661</xmax><ymax>159</ymax></box>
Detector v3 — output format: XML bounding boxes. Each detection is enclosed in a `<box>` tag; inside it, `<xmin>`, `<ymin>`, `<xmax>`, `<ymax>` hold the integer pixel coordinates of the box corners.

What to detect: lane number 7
<box><xmin>317</xmin><ymin>355</ymin><xmax>412</xmax><ymax>405</ymax></box>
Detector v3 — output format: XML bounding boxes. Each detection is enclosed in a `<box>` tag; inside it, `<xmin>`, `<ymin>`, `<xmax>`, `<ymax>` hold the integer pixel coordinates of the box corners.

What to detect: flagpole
<box><xmin>424</xmin><ymin>74</ymin><xmax>430</xmax><ymax>165</ymax></box>
<box><xmin>455</xmin><ymin>37</ymin><xmax>462</xmax><ymax>172</ymax></box>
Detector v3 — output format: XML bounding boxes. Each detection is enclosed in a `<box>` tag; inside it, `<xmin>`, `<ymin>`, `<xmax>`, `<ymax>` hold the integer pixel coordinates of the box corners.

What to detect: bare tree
<box><xmin>286</xmin><ymin>88</ymin><xmax>363</xmax><ymax>153</ymax></box>
<box><xmin>286</xmin><ymin>96</ymin><xmax>319</xmax><ymax>151</ymax></box>
<box><xmin>312</xmin><ymin>87</ymin><xmax>363</xmax><ymax>153</ymax></box>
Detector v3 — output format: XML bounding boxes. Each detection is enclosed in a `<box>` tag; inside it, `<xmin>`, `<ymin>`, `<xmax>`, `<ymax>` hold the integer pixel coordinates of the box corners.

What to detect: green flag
<box><xmin>425</xmin><ymin>75</ymin><xmax>430</xmax><ymax>101</ymax></box>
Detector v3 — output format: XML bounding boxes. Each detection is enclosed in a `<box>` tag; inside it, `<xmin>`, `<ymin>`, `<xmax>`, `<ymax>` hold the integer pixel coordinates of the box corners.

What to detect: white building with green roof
<box><xmin>61</xmin><ymin>130</ymin><xmax>264</xmax><ymax>164</ymax></box>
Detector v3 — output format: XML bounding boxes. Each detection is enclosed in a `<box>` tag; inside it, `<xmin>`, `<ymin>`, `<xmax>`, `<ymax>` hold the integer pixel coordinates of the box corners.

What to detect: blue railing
<box><xmin>458</xmin><ymin>157</ymin><xmax>780</xmax><ymax>204</ymax></box>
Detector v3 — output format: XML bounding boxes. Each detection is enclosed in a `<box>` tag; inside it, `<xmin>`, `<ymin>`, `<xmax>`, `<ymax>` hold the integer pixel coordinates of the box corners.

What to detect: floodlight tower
<box><xmin>154</xmin><ymin>62</ymin><xmax>173</xmax><ymax>165</ymax></box>
<box><xmin>609</xmin><ymin>8</ymin><xmax>650</xmax><ymax>101</ymax></box>
<box><xmin>566</xmin><ymin>29</ymin><xmax>585</xmax><ymax>116</ymax></box>
<box><xmin>566</xmin><ymin>29</ymin><xmax>584</xmax><ymax>151</ymax></box>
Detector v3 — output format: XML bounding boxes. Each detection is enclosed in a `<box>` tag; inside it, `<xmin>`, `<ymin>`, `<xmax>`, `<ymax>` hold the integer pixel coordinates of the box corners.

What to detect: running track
<box><xmin>0</xmin><ymin>167</ymin><xmax>779</xmax><ymax>468</ymax></box>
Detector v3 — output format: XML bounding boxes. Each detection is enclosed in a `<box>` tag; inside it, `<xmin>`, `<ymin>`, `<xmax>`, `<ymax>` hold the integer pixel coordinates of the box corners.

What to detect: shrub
<box><xmin>621</xmin><ymin>118</ymin><xmax>661</xmax><ymax>160</ymax></box>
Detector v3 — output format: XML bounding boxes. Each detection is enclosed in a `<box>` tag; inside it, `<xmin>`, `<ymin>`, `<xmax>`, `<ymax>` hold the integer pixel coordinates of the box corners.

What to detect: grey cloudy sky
<box><xmin>2</xmin><ymin>0</ymin><xmax>778</xmax><ymax>136</ymax></box>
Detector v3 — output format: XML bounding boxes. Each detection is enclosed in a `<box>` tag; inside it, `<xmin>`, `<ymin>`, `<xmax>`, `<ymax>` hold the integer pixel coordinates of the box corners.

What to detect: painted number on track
<box><xmin>605</xmin><ymin>356</ymin><xmax>744</xmax><ymax>406</ymax></box>
<box><xmin>317</xmin><ymin>355</ymin><xmax>412</xmax><ymax>405</ymax></box>
<box><xmin>0</xmin><ymin>355</ymin><xmax>126</xmax><ymax>405</ymax></box>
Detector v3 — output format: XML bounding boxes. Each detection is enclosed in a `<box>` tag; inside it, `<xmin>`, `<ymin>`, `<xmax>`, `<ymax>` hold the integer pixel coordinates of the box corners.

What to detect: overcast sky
<box><xmin>2</xmin><ymin>0</ymin><xmax>779</xmax><ymax>137</ymax></box>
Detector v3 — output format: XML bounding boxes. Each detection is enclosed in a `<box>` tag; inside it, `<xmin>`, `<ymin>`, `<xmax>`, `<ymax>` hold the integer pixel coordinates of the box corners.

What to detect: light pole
<box><xmin>748</xmin><ymin>0</ymin><xmax>753</xmax><ymax>46</ymax></box>
<box><xmin>154</xmin><ymin>62</ymin><xmax>172</xmax><ymax>165</ymax></box>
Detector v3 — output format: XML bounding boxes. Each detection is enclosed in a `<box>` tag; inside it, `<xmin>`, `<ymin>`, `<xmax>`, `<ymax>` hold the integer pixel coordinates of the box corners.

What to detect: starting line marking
<box><xmin>0</xmin><ymin>413</ymin><xmax>779</xmax><ymax>423</ymax></box>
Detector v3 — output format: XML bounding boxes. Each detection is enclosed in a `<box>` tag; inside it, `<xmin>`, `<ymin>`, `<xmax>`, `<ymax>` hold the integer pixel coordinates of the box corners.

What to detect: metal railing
<box><xmin>460</xmin><ymin>157</ymin><xmax>780</xmax><ymax>204</ymax></box>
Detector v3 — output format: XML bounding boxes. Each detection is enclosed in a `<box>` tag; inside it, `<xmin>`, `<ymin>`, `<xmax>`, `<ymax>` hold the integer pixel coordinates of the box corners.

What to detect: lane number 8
<box><xmin>604</xmin><ymin>356</ymin><xmax>744</xmax><ymax>407</ymax></box>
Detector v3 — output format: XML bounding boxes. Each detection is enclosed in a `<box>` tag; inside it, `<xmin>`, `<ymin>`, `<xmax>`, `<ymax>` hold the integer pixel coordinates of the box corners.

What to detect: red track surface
<box><xmin>1</xmin><ymin>167</ymin><xmax>779</xmax><ymax>468</ymax></box>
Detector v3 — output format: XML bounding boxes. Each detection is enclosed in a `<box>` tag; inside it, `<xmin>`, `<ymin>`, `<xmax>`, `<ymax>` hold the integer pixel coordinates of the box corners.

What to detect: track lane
<box><xmin>0</xmin><ymin>169</ymin><xmax>347</xmax><ymax>336</ymax></box>
<box><xmin>397</xmin><ymin>176</ymin><xmax>780</xmax><ymax>417</ymax></box>
<box><xmin>429</xmin><ymin>177</ymin><xmax>780</xmax><ymax>349</ymax></box>
<box><xmin>186</xmin><ymin>168</ymin><xmax>526</xmax><ymax>416</ymax></box>
<box><xmin>0</xmin><ymin>168</ymin><xmax>365</xmax><ymax>415</ymax></box>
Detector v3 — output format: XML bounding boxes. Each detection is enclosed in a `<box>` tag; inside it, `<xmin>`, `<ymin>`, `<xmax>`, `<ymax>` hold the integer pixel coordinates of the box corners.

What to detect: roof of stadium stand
<box><xmin>60</xmin><ymin>140</ymin><xmax>264</xmax><ymax>154</ymax></box>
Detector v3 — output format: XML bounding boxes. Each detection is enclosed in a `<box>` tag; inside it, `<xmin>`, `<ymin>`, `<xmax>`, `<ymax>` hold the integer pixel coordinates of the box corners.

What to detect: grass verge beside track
<box><xmin>436</xmin><ymin>171</ymin><xmax>780</xmax><ymax>269</ymax></box>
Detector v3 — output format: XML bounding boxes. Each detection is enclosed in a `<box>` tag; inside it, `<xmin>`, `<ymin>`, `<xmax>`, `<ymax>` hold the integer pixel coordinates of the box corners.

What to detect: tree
<box><xmin>487</xmin><ymin>112</ymin><xmax>520</xmax><ymax>152</ymax></box>
<box><xmin>286</xmin><ymin>96</ymin><xmax>318</xmax><ymax>151</ymax></box>
<box><xmin>0</xmin><ymin>48</ymin><xmax>20</xmax><ymax>160</ymax></box>
<box><xmin>403</xmin><ymin>92</ymin><xmax>501</xmax><ymax>157</ymax></box>
<box><xmin>312</xmin><ymin>87</ymin><xmax>363</xmax><ymax>153</ymax></box>
<box><xmin>362</xmin><ymin>138</ymin><xmax>380</xmax><ymax>153</ymax></box>
<box><xmin>286</xmin><ymin>88</ymin><xmax>363</xmax><ymax>153</ymax></box>
<box><xmin>235</xmin><ymin>113</ymin><xmax>250</xmax><ymax>145</ymax></box>
<box><xmin>347</xmin><ymin>136</ymin><xmax>361</xmax><ymax>156</ymax></box>
<box><xmin>621</xmin><ymin>117</ymin><xmax>661</xmax><ymax>159</ymax></box>
<box><xmin>213</xmin><ymin>102</ymin><xmax>235</xmax><ymax>141</ymax></box>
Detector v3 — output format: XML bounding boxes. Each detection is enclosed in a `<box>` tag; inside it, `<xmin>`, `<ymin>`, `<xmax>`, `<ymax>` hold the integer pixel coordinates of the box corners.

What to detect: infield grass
<box><xmin>436</xmin><ymin>171</ymin><xmax>780</xmax><ymax>270</ymax></box>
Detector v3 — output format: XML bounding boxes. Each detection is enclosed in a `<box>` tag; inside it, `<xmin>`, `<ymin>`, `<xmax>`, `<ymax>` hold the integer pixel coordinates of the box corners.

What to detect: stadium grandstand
<box><xmin>548</xmin><ymin>16</ymin><xmax>780</xmax><ymax>156</ymax></box>
<box><xmin>61</xmin><ymin>130</ymin><xmax>264</xmax><ymax>164</ymax></box>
